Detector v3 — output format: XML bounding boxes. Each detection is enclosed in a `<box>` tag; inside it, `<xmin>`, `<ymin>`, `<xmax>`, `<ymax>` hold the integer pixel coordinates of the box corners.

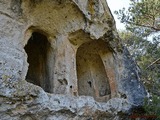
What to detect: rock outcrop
<box><xmin>0</xmin><ymin>0</ymin><xmax>146</xmax><ymax>119</ymax></box>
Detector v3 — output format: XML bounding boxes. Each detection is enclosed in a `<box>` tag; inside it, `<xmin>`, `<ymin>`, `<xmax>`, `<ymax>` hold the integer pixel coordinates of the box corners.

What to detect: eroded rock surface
<box><xmin>0</xmin><ymin>0</ymin><xmax>146</xmax><ymax>119</ymax></box>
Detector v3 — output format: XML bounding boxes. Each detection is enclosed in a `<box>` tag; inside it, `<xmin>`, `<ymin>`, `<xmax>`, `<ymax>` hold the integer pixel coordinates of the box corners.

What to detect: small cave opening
<box><xmin>24</xmin><ymin>32</ymin><xmax>53</xmax><ymax>93</ymax></box>
<box><xmin>76</xmin><ymin>41</ymin><xmax>111</xmax><ymax>102</ymax></box>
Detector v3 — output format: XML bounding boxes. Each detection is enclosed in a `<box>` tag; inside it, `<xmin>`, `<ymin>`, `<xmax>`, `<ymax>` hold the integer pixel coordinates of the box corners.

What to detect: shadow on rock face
<box><xmin>0</xmin><ymin>0</ymin><xmax>146</xmax><ymax>119</ymax></box>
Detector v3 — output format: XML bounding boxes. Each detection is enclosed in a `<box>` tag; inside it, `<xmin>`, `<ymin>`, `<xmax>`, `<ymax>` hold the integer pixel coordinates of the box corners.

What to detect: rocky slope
<box><xmin>0</xmin><ymin>0</ymin><xmax>146</xmax><ymax>119</ymax></box>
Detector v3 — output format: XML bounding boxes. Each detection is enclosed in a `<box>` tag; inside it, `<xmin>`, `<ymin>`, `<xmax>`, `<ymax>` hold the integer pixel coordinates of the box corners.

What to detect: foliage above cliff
<box><xmin>115</xmin><ymin>0</ymin><xmax>160</xmax><ymax>36</ymax></box>
<box><xmin>115</xmin><ymin>0</ymin><xmax>160</xmax><ymax>116</ymax></box>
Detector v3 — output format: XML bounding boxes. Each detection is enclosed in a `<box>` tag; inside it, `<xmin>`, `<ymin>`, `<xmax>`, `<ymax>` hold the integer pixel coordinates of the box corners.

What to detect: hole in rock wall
<box><xmin>24</xmin><ymin>32</ymin><xmax>53</xmax><ymax>93</ymax></box>
<box><xmin>77</xmin><ymin>41</ymin><xmax>111</xmax><ymax>101</ymax></box>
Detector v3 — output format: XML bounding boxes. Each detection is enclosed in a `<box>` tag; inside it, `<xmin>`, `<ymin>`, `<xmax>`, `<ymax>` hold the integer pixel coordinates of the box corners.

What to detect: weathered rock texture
<box><xmin>0</xmin><ymin>0</ymin><xmax>146</xmax><ymax>119</ymax></box>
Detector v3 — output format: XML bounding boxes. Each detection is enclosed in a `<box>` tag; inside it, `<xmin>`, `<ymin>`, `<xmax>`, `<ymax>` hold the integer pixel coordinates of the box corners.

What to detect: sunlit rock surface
<box><xmin>0</xmin><ymin>0</ymin><xmax>146</xmax><ymax>119</ymax></box>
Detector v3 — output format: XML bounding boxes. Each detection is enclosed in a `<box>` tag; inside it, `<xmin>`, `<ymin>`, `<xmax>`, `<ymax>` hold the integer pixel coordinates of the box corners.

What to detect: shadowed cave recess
<box><xmin>24</xmin><ymin>32</ymin><xmax>111</xmax><ymax>102</ymax></box>
<box><xmin>24</xmin><ymin>32</ymin><xmax>53</xmax><ymax>93</ymax></box>
<box><xmin>77</xmin><ymin>41</ymin><xmax>111</xmax><ymax>102</ymax></box>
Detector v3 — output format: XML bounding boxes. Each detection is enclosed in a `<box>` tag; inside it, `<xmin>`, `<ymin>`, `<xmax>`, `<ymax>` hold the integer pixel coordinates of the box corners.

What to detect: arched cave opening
<box><xmin>76</xmin><ymin>41</ymin><xmax>111</xmax><ymax>102</ymax></box>
<box><xmin>24</xmin><ymin>32</ymin><xmax>53</xmax><ymax>93</ymax></box>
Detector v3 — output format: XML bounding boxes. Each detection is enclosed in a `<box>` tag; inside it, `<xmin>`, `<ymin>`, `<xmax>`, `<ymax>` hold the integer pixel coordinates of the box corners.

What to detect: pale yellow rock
<box><xmin>0</xmin><ymin>0</ymin><xmax>146</xmax><ymax>119</ymax></box>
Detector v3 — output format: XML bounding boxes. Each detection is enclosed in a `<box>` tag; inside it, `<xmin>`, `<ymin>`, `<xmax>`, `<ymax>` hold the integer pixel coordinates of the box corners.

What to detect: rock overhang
<box><xmin>0</xmin><ymin>0</ymin><xmax>146</xmax><ymax>119</ymax></box>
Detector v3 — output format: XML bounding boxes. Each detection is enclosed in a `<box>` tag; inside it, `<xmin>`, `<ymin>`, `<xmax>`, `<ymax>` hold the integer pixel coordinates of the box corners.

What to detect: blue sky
<box><xmin>107</xmin><ymin>0</ymin><xmax>130</xmax><ymax>30</ymax></box>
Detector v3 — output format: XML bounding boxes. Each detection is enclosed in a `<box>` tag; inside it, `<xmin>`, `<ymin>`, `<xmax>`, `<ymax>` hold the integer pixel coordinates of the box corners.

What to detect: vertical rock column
<box><xmin>53</xmin><ymin>35</ymin><xmax>78</xmax><ymax>95</ymax></box>
<box><xmin>100</xmin><ymin>52</ymin><xmax>117</xmax><ymax>98</ymax></box>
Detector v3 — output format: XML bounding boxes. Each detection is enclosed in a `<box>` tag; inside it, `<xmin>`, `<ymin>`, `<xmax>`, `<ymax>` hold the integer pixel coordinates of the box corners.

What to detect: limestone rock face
<box><xmin>0</xmin><ymin>0</ymin><xmax>146</xmax><ymax>119</ymax></box>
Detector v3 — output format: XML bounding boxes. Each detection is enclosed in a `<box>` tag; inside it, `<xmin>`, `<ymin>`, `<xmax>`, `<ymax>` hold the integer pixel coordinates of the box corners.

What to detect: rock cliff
<box><xmin>0</xmin><ymin>0</ymin><xmax>146</xmax><ymax>119</ymax></box>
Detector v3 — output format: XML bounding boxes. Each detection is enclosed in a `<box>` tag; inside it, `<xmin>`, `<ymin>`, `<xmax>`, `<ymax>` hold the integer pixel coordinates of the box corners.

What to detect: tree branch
<box><xmin>146</xmin><ymin>58</ymin><xmax>160</xmax><ymax>69</ymax></box>
<box><xmin>126</xmin><ymin>21</ymin><xmax>160</xmax><ymax>31</ymax></box>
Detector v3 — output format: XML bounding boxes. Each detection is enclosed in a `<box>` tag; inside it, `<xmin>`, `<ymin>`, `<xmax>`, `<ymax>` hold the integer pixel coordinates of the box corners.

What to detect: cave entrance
<box><xmin>24</xmin><ymin>32</ymin><xmax>53</xmax><ymax>93</ymax></box>
<box><xmin>76</xmin><ymin>41</ymin><xmax>111</xmax><ymax>102</ymax></box>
